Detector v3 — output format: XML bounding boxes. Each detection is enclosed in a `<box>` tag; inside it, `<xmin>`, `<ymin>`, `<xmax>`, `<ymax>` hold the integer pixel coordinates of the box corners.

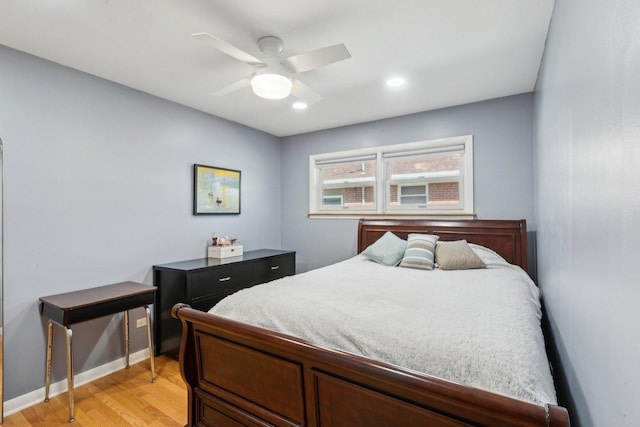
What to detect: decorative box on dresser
<box><xmin>153</xmin><ymin>249</ymin><xmax>295</xmax><ymax>357</ymax></box>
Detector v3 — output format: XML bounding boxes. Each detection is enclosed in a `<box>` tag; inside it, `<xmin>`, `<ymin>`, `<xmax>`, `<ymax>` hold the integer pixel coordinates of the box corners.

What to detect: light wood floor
<box><xmin>3</xmin><ymin>356</ymin><xmax>187</xmax><ymax>426</ymax></box>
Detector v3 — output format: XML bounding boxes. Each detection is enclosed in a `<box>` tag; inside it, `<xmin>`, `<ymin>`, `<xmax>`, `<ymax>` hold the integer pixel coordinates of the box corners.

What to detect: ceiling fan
<box><xmin>192</xmin><ymin>33</ymin><xmax>351</xmax><ymax>105</ymax></box>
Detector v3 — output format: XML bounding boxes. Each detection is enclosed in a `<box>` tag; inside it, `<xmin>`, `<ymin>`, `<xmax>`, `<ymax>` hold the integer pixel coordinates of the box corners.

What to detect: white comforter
<box><xmin>209</xmin><ymin>245</ymin><xmax>557</xmax><ymax>406</ymax></box>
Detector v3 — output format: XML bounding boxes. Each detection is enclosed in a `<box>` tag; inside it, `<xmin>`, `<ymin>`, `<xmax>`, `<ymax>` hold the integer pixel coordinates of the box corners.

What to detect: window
<box><xmin>309</xmin><ymin>136</ymin><xmax>474</xmax><ymax>217</ymax></box>
<box><xmin>315</xmin><ymin>157</ymin><xmax>376</xmax><ymax>211</ymax></box>
<box><xmin>397</xmin><ymin>184</ymin><xmax>427</xmax><ymax>205</ymax></box>
<box><xmin>385</xmin><ymin>149</ymin><xmax>463</xmax><ymax>211</ymax></box>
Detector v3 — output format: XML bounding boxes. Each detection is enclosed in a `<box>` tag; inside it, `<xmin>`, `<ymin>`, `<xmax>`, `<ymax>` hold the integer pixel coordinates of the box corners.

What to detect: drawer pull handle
<box><xmin>219</xmin><ymin>277</ymin><xmax>231</xmax><ymax>282</ymax></box>
<box><xmin>271</xmin><ymin>266</ymin><xmax>280</xmax><ymax>270</ymax></box>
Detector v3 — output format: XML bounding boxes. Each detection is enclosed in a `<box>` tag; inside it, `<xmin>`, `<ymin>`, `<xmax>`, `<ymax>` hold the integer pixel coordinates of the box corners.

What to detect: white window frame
<box><xmin>312</xmin><ymin>155</ymin><xmax>377</xmax><ymax>213</ymax></box>
<box><xmin>309</xmin><ymin>135</ymin><xmax>474</xmax><ymax>218</ymax></box>
<box><xmin>397</xmin><ymin>184</ymin><xmax>427</xmax><ymax>205</ymax></box>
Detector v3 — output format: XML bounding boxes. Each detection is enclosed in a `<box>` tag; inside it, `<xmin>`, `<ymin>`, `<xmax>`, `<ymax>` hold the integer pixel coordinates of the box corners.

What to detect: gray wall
<box><xmin>281</xmin><ymin>94</ymin><xmax>535</xmax><ymax>273</ymax></box>
<box><xmin>533</xmin><ymin>0</ymin><xmax>640</xmax><ymax>426</ymax></box>
<box><xmin>0</xmin><ymin>46</ymin><xmax>282</xmax><ymax>400</ymax></box>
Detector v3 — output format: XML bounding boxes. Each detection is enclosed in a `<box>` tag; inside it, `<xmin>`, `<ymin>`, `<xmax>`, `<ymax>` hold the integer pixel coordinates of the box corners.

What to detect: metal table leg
<box><xmin>124</xmin><ymin>310</ymin><xmax>130</xmax><ymax>369</ymax></box>
<box><xmin>44</xmin><ymin>320</ymin><xmax>53</xmax><ymax>402</ymax></box>
<box><xmin>65</xmin><ymin>326</ymin><xmax>74</xmax><ymax>423</ymax></box>
<box><xmin>145</xmin><ymin>305</ymin><xmax>156</xmax><ymax>383</ymax></box>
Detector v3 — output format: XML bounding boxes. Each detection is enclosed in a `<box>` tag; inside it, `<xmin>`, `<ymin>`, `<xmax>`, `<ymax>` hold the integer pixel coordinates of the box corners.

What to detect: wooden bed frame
<box><xmin>172</xmin><ymin>219</ymin><xmax>570</xmax><ymax>426</ymax></box>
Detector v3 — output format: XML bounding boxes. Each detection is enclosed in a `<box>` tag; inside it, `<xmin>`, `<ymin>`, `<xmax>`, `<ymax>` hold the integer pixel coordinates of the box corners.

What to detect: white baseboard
<box><xmin>4</xmin><ymin>348</ymin><xmax>151</xmax><ymax>416</ymax></box>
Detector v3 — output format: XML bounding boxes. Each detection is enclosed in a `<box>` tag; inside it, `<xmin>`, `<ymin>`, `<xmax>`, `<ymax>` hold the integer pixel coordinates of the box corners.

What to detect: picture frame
<box><xmin>193</xmin><ymin>164</ymin><xmax>241</xmax><ymax>215</ymax></box>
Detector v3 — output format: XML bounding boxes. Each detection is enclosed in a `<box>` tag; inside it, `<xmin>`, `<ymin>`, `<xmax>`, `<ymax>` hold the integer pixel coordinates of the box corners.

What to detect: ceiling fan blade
<box><xmin>192</xmin><ymin>32</ymin><xmax>265</xmax><ymax>66</ymax></box>
<box><xmin>212</xmin><ymin>78</ymin><xmax>251</xmax><ymax>96</ymax></box>
<box><xmin>291</xmin><ymin>79</ymin><xmax>323</xmax><ymax>105</ymax></box>
<box><xmin>282</xmin><ymin>43</ymin><xmax>351</xmax><ymax>73</ymax></box>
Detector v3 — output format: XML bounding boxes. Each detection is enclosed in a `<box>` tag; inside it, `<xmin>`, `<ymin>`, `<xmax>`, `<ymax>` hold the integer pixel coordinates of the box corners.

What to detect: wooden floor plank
<box><xmin>3</xmin><ymin>356</ymin><xmax>186</xmax><ymax>426</ymax></box>
<box><xmin>90</xmin><ymin>379</ymin><xmax>175</xmax><ymax>426</ymax></box>
<box><xmin>83</xmin><ymin>383</ymin><xmax>148</xmax><ymax>427</ymax></box>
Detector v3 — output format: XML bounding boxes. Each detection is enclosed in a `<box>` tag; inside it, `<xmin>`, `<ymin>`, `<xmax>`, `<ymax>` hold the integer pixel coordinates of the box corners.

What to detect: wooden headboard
<box><xmin>357</xmin><ymin>218</ymin><xmax>527</xmax><ymax>271</ymax></box>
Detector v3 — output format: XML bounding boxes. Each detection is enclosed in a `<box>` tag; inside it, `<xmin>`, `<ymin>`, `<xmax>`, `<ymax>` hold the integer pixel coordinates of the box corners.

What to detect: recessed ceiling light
<box><xmin>386</xmin><ymin>77</ymin><xmax>407</xmax><ymax>87</ymax></box>
<box><xmin>292</xmin><ymin>102</ymin><xmax>308</xmax><ymax>110</ymax></box>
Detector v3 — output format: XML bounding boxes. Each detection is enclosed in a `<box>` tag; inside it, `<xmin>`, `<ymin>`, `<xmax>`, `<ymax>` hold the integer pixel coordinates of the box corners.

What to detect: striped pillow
<box><xmin>399</xmin><ymin>233</ymin><xmax>439</xmax><ymax>270</ymax></box>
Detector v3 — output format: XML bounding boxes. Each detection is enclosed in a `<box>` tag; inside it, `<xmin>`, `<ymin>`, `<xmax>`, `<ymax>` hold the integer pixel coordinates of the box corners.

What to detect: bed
<box><xmin>172</xmin><ymin>219</ymin><xmax>570</xmax><ymax>426</ymax></box>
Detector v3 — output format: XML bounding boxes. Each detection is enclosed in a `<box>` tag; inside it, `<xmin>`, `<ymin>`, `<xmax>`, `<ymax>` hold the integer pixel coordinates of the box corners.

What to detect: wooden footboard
<box><xmin>172</xmin><ymin>304</ymin><xmax>570</xmax><ymax>427</ymax></box>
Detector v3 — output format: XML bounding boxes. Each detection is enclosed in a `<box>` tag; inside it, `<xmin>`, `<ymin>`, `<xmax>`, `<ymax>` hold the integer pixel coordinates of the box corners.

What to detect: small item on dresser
<box><xmin>208</xmin><ymin>244</ymin><xmax>243</xmax><ymax>258</ymax></box>
<box><xmin>212</xmin><ymin>232</ymin><xmax>218</xmax><ymax>246</ymax></box>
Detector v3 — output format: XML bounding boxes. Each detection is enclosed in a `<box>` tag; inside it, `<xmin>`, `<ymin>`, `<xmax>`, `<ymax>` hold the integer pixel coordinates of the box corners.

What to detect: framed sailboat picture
<box><xmin>193</xmin><ymin>164</ymin><xmax>241</xmax><ymax>215</ymax></box>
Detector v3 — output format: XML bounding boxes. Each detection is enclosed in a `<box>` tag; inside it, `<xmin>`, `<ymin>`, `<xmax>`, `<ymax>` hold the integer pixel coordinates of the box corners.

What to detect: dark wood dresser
<box><xmin>153</xmin><ymin>249</ymin><xmax>295</xmax><ymax>357</ymax></box>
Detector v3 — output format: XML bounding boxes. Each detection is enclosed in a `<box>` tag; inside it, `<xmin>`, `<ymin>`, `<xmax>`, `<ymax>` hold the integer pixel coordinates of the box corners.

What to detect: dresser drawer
<box><xmin>191</xmin><ymin>264</ymin><xmax>252</xmax><ymax>300</ymax></box>
<box><xmin>191</xmin><ymin>292</ymin><xmax>232</xmax><ymax>312</ymax></box>
<box><xmin>253</xmin><ymin>254</ymin><xmax>295</xmax><ymax>284</ymax></box>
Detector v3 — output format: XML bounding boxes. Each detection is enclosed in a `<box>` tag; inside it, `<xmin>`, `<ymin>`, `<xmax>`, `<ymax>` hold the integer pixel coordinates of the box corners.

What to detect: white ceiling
<box><xmin>0</xmin><ymin>0</ymin><xmax>554</xmax><ymax>137</ymax></box>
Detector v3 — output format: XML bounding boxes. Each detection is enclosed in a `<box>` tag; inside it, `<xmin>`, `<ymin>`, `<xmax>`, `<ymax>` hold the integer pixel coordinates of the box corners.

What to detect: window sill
<box><xmin>308</xmin><ymin>212</ymin><xmax>476</xmax><ymax>220</ymax></box>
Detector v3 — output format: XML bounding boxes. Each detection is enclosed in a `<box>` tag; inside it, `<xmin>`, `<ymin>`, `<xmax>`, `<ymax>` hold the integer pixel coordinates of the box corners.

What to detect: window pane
<box><xmin>400</xmin><ymin>195</ymin><xmax>427</xmax><ymax>204</ymax></box>
<box><xmin>388</xmin><ymin>152</ymin><xmax>461</xmax><ymax>181</ymax></box>
<box><xmin>400</xmin><ymin>185</ymin><xmax>426</xmax><ymax>196</ymax></box>
<box><xmin>428</xmin><ymin>182</ymin><xmax>460</xmax><ymax>205</ymax></box>
<box><xmin>319</xmin><ymin>160</ymin><xmax>376</xmax><ymax>185</ymax></box>
<box><xmin>390</xmin><ymin>184</ymin><xmax>427</xmax><ymax>205</ymax></box>
<box><xmin>318</xmin><ymin>159</ymin><xmax>376</xmax><ymax>209</ymax></box>
<box><xmin>321</xmin><ymin>186</ymin><xmax>374</xmax><ymax>208</ymax></box>
<box><xmin>321</xmin><ymin>194</ymin><xmax>343</xmax><ymax>206</ymax></box>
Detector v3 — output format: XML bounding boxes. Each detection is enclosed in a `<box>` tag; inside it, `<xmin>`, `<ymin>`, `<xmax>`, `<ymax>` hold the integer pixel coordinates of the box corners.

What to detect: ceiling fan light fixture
<box><xmin>251</xmin><ymin>73</ymin><xmax>292</xmax><ymax>100</ymax></box>
<box><xmin>386</xmin><ymin>77</ymin><xmax>407</xmax><ymax>88</ymax></box>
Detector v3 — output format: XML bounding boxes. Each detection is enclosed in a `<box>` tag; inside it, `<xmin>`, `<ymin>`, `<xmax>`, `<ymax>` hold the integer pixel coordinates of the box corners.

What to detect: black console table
<box><xmin>153</xmin><ymin>249</ymin><xmax>295</xmax><ymax>357</ymax></box>
<box><xmin>39</xmin><ymin>281</ymin><xmax>156</xmax><ymax>423</ymax></box>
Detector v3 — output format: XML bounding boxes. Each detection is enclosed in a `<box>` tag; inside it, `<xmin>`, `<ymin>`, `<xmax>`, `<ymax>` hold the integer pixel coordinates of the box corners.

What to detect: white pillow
<box><xmin>468</xmin><ymin>243</ymin><xmax>511</xmax><ymax>267</ymax></box>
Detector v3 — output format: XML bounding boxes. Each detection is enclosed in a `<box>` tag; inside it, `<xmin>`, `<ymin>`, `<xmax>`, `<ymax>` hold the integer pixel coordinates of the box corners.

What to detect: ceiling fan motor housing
<box><xmin>257</xmin><ymin>36</ymin><xmax>284</xmax><ymax>56</ymax></box>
